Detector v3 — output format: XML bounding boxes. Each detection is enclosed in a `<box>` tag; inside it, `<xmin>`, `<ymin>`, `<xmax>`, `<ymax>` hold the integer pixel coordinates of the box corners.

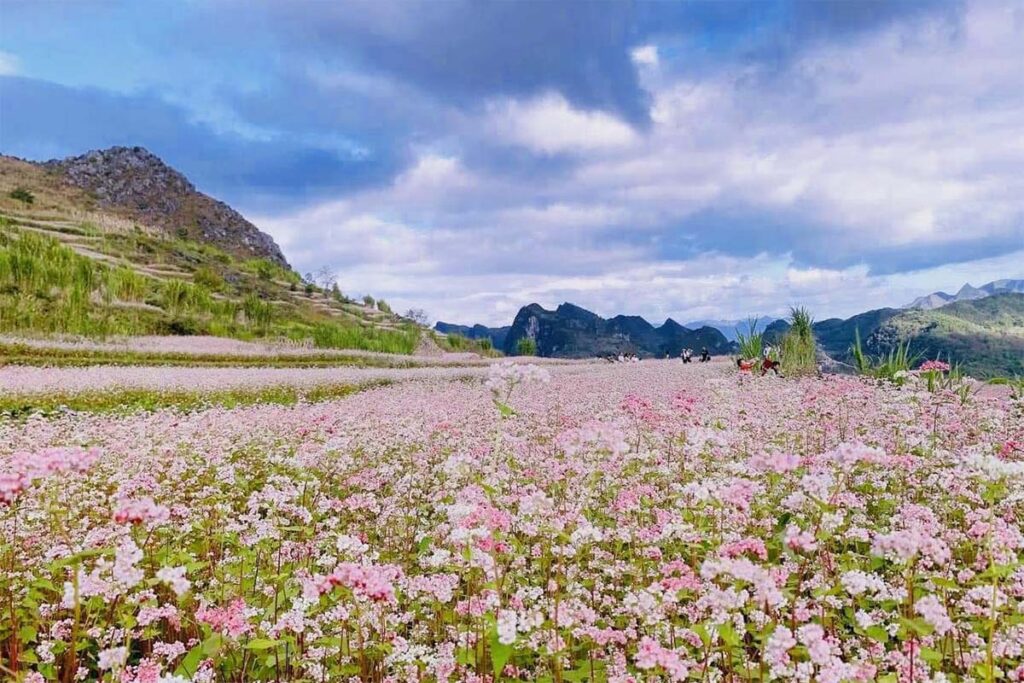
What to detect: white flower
<box><xmin>156</xmin><ymin>565</ymin><xmax>191</xmax><ymax>596</ymax></box>
<box><xmin>496</xmin><ymin>609</ymin><xmax>518</xmax><ymax>645</ymax></box>
<box><xmin>98</xmin><ymin>646</ymin><xmax>128</xmax><ymax>670</ymax></box>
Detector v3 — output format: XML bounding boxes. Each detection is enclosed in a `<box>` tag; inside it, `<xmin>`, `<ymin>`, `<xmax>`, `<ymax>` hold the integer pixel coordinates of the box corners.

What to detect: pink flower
<box><xmin>114</xmin><ymin>497</ymin><xmax>171</xmax><ymax>525</ymax></box>
<box><xmin>318</xmin><ymin>562</ymin><xmax>402</xmax><ymax>603</ymax></box>
<box><xmin>919</xmin><ymin>360</ymin><xmax>950</xmax><ymax>372</ymax></box>
<box><xmin>196</xmin><ymin>598</ymin><xmax>252</xmax><ymax>638</ymax></box>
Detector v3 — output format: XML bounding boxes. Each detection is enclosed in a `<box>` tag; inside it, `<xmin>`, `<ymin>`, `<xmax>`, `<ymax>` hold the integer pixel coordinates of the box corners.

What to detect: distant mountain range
<box><xmin>436</xmin><ymin>303</ymin><xmax>733</xmax><ymax>358</ymax></box>
<box><xmin>438</xmin><ymin>285</ymin><xmax>1024</xmax><ymax>377</ymax></box>
<box><xmin>903</xmin><ymin>279</ymin><xmax>1024</xmax><ymax>310</ymax></box>
<box><xmin>683</xmin><ymin>318</ymin><xmax>778</xmax><ymax>342</ymax></box>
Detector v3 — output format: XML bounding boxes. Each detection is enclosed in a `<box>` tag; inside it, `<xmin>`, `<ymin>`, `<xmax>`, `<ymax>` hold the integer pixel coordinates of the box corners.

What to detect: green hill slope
<box><xmin>0</xmin><ymin>152</ymin><xmax>422</xmax><ymax>353</ymax></box>
<box><xmin>865</xmin><ymin>293</ymin><xmax>1024</xmax><ymax>377</ymax></box>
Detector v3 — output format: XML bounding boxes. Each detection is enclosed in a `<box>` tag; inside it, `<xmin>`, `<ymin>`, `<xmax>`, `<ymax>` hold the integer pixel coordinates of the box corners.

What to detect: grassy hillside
<box><xmin>0</xmin><ymin>155</ymin><xmax>428</xmax><ymax>353</ymax></box>
<box><xmin>865</xmin><ymin>293</ymin><xmax>1024</xmax><ymax>377</ymax></box>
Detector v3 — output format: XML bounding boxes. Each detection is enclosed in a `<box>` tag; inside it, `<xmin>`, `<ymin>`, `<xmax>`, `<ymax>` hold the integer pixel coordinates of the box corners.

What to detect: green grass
<box><xmin>0</xmin><ymin>381</ymin><xmax>388</xmax><ymax>417</ymax></box>
<box><xmin>515</xmin><ymin>337</ymin><xmax>537</xmax><ymax>356</ymax></box>
<box><xmin>434</xmin><ymin>332</ymin><xmax>502</xmax><ymax>356</ymax></box>
<box><xmin>311</xmin><ymin>322</ymin><xmax>420</xmax><ymax>354</ymax></box>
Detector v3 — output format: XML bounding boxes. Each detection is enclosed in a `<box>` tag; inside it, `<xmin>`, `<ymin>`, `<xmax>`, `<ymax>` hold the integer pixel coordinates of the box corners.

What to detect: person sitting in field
<box><xmin>700</xmin><ymin>347</ymin><xmax>711</xmax><ymax>362</ymax></box>
<box><xmin>761</xmin><ymin>357</ymin><xmax>781</xmax><ymax>376</ymax></box>
<box><xmin>680</xmin><ymin>348</ymin><xmax>692</xmax><ymax>363</ymax></box>
<box><xmin>737</xmin><ymin>358</ymin><xmax>755</xmax><ymax>372</ymax></box>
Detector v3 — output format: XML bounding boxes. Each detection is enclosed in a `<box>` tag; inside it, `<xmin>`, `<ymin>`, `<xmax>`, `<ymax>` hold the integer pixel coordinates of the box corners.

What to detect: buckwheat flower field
<box><xmin>2</xmin><ymin>360</ymin><xmax>1023</xmax><ymax>682</ymax></box>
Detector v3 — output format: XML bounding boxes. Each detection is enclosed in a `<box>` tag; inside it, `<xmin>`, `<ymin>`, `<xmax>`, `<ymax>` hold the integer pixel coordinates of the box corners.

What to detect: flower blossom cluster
<box><xmin>1</xmin><ymin>359</ymin><xmax>1021</xmax><ymax>681</ymax></box>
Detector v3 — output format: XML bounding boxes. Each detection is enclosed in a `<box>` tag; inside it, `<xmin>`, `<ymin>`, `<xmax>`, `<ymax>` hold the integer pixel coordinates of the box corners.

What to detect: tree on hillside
<box><xmin>404</xmin><ymin>308</ymin><xmax>430</xmax><ymax>326</ymax></box>
<box><xmin>9</xmin><ymin>187</ymin><xmax>34</xmax><ymax>206</ymax></box>
<box><xmin>314</xmin><ymin>265</ymin><xmax>337</xmax><ymax>291</ymax></box>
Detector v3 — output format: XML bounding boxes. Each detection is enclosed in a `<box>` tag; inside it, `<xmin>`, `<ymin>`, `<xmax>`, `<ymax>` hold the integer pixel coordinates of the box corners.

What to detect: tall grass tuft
<box><xmin>243</xmin><ymin>293</ymin><xmax>274</xmax><ymax>333</ymax></box>
<box><xmin>780</xmin><ymin>306</ymin><xmax>817</xmax><ymax>376</ymax></box>
<box><xmin>851</xmin><ymin>328</ymin><xmax>922</xmax><ymax>385</ymax></box>
<box><xmin>735</xmin><ymin>316</ymin><xmax>763</xmax><ymax>360</ymax></box>
<box><xmin>162</xmin><ymin>279</ymin><xmax>212</xmax><ymax>314</ymax></box>
<box><xmin>106</xmin><ymin>266</ymin><xmax>149</xmax><ymax>303</ymax></box>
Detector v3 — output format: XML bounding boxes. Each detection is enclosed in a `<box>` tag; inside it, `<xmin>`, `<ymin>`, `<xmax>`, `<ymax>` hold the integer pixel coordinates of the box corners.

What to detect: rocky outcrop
<box><xmin>44</xmin><ymin>146</ymin><xmax>288</xmax><ymax>266</ymax></box>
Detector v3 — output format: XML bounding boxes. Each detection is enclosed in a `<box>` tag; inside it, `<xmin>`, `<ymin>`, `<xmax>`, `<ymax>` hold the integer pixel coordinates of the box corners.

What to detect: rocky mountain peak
<box><xmin>43</xmin><ymin>146</ymin><xmax>288</xmax><ymax>267</ymax></box>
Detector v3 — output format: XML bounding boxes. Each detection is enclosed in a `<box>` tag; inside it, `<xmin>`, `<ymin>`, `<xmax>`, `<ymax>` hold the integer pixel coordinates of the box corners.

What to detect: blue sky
<box><xmin>1</xmin><ymin>0</ymin><xmax>1022</xmax><ymax>325</ymax></box>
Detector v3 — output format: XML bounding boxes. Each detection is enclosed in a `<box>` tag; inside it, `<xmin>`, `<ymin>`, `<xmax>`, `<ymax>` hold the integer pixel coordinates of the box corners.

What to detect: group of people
<box><xmin>737</xmin><ymin>343</ymin><xmax>781</xmax><ymax>376</ymax></box>
<box><xmin>603</xmin><ymin>352</ymin><xmax>642</xmax><ymax>363</ymax></box>
<box><xmin>680</xmin><ymin>347</ymin><xmax>711</xmax><ymax>363</ymax></box>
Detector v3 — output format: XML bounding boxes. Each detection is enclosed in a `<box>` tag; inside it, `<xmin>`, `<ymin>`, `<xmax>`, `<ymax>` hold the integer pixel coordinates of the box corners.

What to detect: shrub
<box><xmin>161</xmin><ymin>279</ymin><xmax>212</xmax><ymax>314</ymax></box>
<box><xmin>106</xmin><ymin>267</ymin><xmax>148</xmax><ymax>303</ymax></box>
<box><xmin>851</xmin><ymin>328</ymin><xmax>922</xmax><ymax>385</ymax></box>
<box><xmin>376</xmin><ymin>299</ymin><xmax>392</xmax><ymax>314</ymax></box>
<box><xmin>516</xmin><ymin>337</ymin><xmax>538</xmax><ymax>356</ymax></box>
<box><xmin>8</xmin><ymin>187</ymin><xmax>34</xmax><ymax>205</ymax></box>
<box><xmin>192</xmin><ymin>266</ymin><xmax>224</xmax><ymax>291</ymax></box>
<box><xmin>362</xmin><ymin>294</ymin><xmax>375</xmax><ymax>307</ymax></box>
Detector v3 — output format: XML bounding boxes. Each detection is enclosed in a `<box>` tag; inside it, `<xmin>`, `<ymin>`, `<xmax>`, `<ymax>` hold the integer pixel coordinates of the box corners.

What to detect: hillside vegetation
<box><xmin>865</xmin><ymin>293</ymin><xmax>1024</xmax><ymax>377</ymax></box>
<box><xmin>0</xmin><ymin>153</ymin><xmax>422</xmax><ymax>353</ymax></box>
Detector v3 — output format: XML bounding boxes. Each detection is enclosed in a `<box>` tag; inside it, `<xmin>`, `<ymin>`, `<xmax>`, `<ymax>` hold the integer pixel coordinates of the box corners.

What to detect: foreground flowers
<box><xmin>1</xmin><ymin>360</ymin><xmax>1022</xmax><ymax>681</ymax></box>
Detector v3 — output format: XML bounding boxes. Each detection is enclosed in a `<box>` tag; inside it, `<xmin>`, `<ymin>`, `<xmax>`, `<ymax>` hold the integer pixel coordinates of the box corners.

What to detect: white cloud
<box><xmin>631</xmin><ymin>44</ymin><xmax>659</xmax><ymax>66</ymax></box>
<box><xmin>254</xmin><ymin>1</ymin><xmax>1024</xmax><ymax>326</ymax></box>
<box><xmin>486</xmin><ymin>92</ymin><xmax>638</xmax><ymax>154</ymax></box>
<box><xmin>0</xmin><ymin>51</ymin><xmax>19</xmax><ymax>76</ymax></box>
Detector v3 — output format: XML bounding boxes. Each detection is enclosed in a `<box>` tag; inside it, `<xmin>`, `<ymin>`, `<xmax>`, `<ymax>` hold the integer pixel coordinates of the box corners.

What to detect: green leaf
<box><xmin>490</xmin><ymin>636</ymin><xmax>513</xmax><ymax>680</ymax></box>
<box><xmin>176</xmin><ymin>642</ymin><xmax>204</xmax><ymax>676</ymax></box>
<box><xmin>919</xmin><ymin>648</ymin><xmax>943</xmax><ymax>666</ymax></box>
<box><xmin>865</xmin><ymin>625</ymin><xmax>889</xmax><ymax>643</ymax></box>
<box><xmin>245</xmin><ymin>638</ymin><xmax>280</xmax><ymax>650</ymax></box>
<box><xmin>202</xmin><ymin>633</ymin><xmax>224</xmax><ymax>656</ymax></box>
<box><xmin>718</xmin><ymin>623</ymin><xmax>741</xmax><ymax>647</ymax></box>
<box><xmin>899</xmin><ymin>617</ymin><xmax>934</xmax><ymax>637</ymax></box>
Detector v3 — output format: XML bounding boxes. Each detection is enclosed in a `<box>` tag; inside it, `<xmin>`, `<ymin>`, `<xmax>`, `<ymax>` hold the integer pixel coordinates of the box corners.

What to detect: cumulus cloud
<box><xmin>4</xmin><ymin>0</ymin><xmax>1022</xmax><ymax>326</ymax></box>
<box><xmin>256</xmin><ymin>0</ymin><xmax>1023</xmax><ymax>324</ymax></box>
<box><xmin>486</xmin><ymin>93</ymin><xmax>638</xmax><ymax>154</ymax></box>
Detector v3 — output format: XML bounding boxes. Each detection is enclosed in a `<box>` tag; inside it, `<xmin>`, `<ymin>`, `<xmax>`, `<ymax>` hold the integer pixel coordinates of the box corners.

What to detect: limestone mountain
<box><xmin>39</xmin><ymin>146</ymin><xmax>288</xmax><ymax>266</ymax></box>
<box><xmin>499</xmin><ymin>302</ymin><xmax>733</xmax><ymax>358</ymax></box>
<box><xmin>904</xmin><ymin>279</ymin><xmax>1024</xmax><ymax>310</ymax></box>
